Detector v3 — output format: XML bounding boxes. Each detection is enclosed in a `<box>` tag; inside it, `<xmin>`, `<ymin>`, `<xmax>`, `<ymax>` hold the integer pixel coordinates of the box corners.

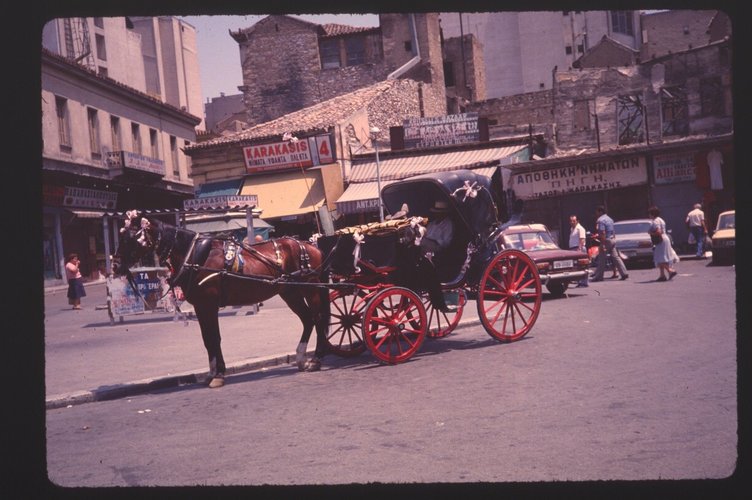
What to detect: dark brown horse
<box><xmin>111</xmin><ymin>211</ymin><xmax>330</xmax><ymax>388</ymax></box>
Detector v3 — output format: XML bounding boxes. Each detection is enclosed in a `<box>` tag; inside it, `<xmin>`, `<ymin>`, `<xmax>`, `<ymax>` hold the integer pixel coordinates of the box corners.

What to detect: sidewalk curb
<box><xmin>45</xmin><ymin>317</ymin><xmax>482</xmax><ymax>410</ymax></box>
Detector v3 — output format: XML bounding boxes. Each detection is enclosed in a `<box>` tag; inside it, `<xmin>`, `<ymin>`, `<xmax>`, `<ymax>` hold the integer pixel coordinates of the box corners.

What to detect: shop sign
<box><xmin>183</xmin><ymin>194</ymin><xmax>258</xmax><ymax>210</ymax></box>
<box><xmin>63</xmin><ymin>186</ymin><xmax>118</xmax><ymax>209</ymax></box>
<box><xmin>509</xmin><ymin>156</ymin><xmax>648</xmax><ymax>200</ymax></box>
<box><xmin>653</xmin><ymin>153</ymin><xmax>696</xmax><ymax>184</ymax></box>
<box><xmin>243</xmin><ymin>139</ymin><xmax>313</xmax><ymax>173</ymax></box>
<box><xmin>403</xmin><ymin>113</ymin><xmax>479</xmax><ymax>149</ymax></box>
<box><xmin>122</xmin><ymin>151</ymin><xmax>165</xmax><ymax>175</ymax></box>
<box><xmin>314</xmin><ymin>135</ymin><xmax>334</xmax><ymax>164</ymax></box>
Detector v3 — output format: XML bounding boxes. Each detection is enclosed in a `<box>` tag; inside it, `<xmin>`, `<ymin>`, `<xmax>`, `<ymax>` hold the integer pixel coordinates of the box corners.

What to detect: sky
<box><xmin>180</xmin><ymin>14</ymin><xmax>380</xmax><ymax>104</ymax></box>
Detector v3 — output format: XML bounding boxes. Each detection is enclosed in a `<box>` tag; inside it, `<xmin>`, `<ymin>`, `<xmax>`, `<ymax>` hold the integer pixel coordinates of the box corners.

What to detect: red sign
<box><xmin>243</xmin><ymin>140</ymin><xmax>313</xmax><ymax>174</ymax></box>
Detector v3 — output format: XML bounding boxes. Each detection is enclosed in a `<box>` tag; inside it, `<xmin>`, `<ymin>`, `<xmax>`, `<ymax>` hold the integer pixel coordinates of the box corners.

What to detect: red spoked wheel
<box><xmin>326</xmin><ymin>287</ymin><xmax>374</xmax><ymax>357</ymax></box>
<box><xmin>476</xmin><ymin>249</ymin><xmax>542</xmax><ymax>342</ymax></box>
<box><xmin>423</xmin><ymin>288</ymin><xmax>467</xmax><ymax>338</ymax></box>
<box><xmin>362</xmin><ymin>287</ymin><xmax>427</xmax><ymax>364</ymax></box>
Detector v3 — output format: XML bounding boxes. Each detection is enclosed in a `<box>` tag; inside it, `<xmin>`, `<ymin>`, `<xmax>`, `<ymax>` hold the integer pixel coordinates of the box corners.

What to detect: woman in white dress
<box><xmin>648</xmin><ymin>206</ymin><xmax>679</xmax><ymax>282</ymax></box>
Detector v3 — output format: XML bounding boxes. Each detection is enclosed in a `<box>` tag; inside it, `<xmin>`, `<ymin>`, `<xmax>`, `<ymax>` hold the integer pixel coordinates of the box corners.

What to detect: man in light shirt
<box><xmin>685</xmin><ymin>203</ymin><xmax>707</xmax><ymax>258</ymax></box>
<box><xmin>568</xmin><ymin>215</ymin><xmax>588</xmax><ymax>287</ymax></box>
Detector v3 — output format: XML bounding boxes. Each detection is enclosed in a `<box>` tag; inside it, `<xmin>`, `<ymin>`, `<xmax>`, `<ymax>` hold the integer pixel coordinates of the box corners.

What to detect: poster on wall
<box><xmin>653</xmin><ymin>153</ymin><xmax>696</xmax><ymax>185</ymax></box>
<box><xmin>509</xmin><ymin>155</ymin><xmax>648</xmax><ymax>200</ymax></box>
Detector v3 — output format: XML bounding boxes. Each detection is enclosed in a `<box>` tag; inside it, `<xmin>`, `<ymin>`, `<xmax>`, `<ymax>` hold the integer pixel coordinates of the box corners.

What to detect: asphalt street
<box><xmin>43</xmin><ymin>253</ymin><xmax>723</xmax><ymax>410</ymax></box>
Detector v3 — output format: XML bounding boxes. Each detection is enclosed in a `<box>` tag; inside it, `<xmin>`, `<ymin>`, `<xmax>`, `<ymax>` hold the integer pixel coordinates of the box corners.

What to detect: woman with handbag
<box><xmin>648</xmin><ymin>206</ymin><xmax>679</xmax><ymax>282</ymax></box>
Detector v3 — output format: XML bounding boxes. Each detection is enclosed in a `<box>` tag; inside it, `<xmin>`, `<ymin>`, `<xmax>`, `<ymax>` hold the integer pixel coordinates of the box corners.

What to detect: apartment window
<box><xmin>170</xmin><ymin>136</ymin><xmax>180</xmax><ymax>177</ymax></box>
<box><xmin>617</xmin><ymin>94</ymin><xmax>644</xmax><ymax>145</ymax></box>
<box><xmin>565</xmin><ymin>45</ymin><xmax>573</xmax><ymax>55</ymax></box>
<box><xmin>131</xmin><ymin>123</ymin><xmax>141</xmax><ymax>154</ymax></box>
<box><xmin>93</xmin><ymin>17</ymin><xmax>104</xmax><ymax>28</ymax></box>
<box><xmin>700</xmin><ymin>77</ymin><xmax>723</xmax><ymax>117</ymax></box>
<box><xmin>149</xmin><ymin>129</ymin><xmax>160</xmax><ymax>159</ymax></box>
<box><xmin>660</xmin><ymin>86</ymin><xmax>689</xmax><ymax>136</ymax></box>
<box><xmin>577</xmin><ymin>44</ymin><xmax>584</xmax><ymax>54</ymax></box>
<box><xmin>443</xmin><ymin>61</ymin><xmax>455</xmax><ymax>87</ymax></box>
<box><xmin>110</xmin><ymin>116</ymin><xmax>121</xmax><ymax>151</ymax></box>
<box><xmin>55</xmin><ymin>96</ymin><xmax>71</xmax><ymax>151</ymax></box>
<box><xmin>345</xmin><ymin>37</ymin><xmax>366</xmax><ymax>66</ymax></box>
<box><xmin>98</xmin><ymin>66</ymin><xmax>108</xmax><ymax>77</ymax></box>
<box><xmin>95</xmin><ymin>34</ymin><xmax>107</xmax><ymax>61</ymax></box>
<box><xmin>573</xmin><ymin>100</ymin><xmax>592</xmax><ymax>131</ymax></box>
<box><xmin>87</xmin><ymin>108</ymin><xmax>101</xmax><ymax>159</ymax></box>
<box><xmin>319</xmin><ymin>39</ymin><xmax>340</xmax><ymax>69</ymax></box>
<box><xmin>611</xmin><ymin>11</ymin><xmax>634</xmax><ymax>36</ymax></box>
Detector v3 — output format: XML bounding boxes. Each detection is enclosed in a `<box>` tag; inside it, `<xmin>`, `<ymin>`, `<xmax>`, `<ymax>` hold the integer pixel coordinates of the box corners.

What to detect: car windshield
<box><xmin>614</xmin><ymin>222</ymin><xmax>651</xmax><ymax>234</ymax></box>
<box><xmin>503</xmin><ymin>231</ymin><xmax>559</xmax><ymax>251</ymax></box>
<box><xmin>717</xmin><ymin>213</ymin><xmax>735</xmax><ymax>230</ymax></box>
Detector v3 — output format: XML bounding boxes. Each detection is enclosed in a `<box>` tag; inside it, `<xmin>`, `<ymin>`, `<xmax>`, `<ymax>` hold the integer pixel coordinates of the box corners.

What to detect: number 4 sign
<box><xmin>316</xmin><ymin>135</ymin><xmax>334</xmax><ymax>164</ymax></box>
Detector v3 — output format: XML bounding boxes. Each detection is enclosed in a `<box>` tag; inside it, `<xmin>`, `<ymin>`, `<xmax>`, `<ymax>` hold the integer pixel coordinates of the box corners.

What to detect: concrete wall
<box><xmin>640</xmin><ymin>10</ymin><xmax>718</xmax><ymax>61</ymax></box>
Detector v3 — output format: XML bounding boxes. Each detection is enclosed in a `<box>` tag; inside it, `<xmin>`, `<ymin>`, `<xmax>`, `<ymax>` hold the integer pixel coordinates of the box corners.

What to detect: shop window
<box><xmin>55</xmin><ymin>96</ymin><xmax>71</xmax><ymax>152</ymax></box>
<box><xmin>319</xmin><ymin>39</ymin><xmax>340</xmax><ymax>69</ymax></box>
<box><xmin>700</xmin><ymin>77</ymin><xmax>723</xmax><ymax>117</ymax></box>
<box><xmin>611</xmin><ymin>11</ymin><xmax>634</xmax><ymax>36</ymax></box>
<box><xmin>660</xmin><ymin>86</ymin><xmax>689</xmax><ymax>136</ymax></box>
<box><xmin>616</xmin><ymin>94</ymin><xmax>644</xmax><ymax>145</ymax></box>
<box><xmin>87</xmin><ymin>108</ymin><xmax>101</xmax><ymax>159</ymax></box>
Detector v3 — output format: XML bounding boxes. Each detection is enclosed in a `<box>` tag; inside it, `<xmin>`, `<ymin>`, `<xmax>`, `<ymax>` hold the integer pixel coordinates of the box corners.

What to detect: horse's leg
<box><xmin>280</xmin><ymin>290</ymin><xmax>316</xmax><ymax>371</ymax></box>
<box><xmin>194</xmin><ymin>301</ymin><xmax>226</xmax><ymax>388</ymax></box>
<box><xmin>308</xmin><ymin>286</ymin><xmax>331</xmax><ymax>372</ymax></box>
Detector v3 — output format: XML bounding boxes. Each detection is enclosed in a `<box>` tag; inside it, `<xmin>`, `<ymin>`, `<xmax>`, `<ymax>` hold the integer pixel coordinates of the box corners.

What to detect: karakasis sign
<box><xmin>509</xmin><ymin>155</ymin><xmax>647</xmax><ymax>200</ymax></box>
<box><xmin>243</xmin><ymin>135</ymin><xmax>334</xmax><ymax>174</ymax></box>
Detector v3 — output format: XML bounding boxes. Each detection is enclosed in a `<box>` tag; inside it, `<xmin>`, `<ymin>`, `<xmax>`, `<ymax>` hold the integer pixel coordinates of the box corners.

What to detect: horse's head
<box><xmin>111</xmin><ymin>210</ymin><xmax>157</xmax><ymax>276</ymax></box>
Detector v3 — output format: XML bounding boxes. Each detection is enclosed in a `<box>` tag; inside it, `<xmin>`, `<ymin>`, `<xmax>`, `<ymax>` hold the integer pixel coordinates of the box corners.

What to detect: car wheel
<box><xmin>546</xmin><ymin>281</ymin><xmax>568</xmax><ymax>297</ymax></box>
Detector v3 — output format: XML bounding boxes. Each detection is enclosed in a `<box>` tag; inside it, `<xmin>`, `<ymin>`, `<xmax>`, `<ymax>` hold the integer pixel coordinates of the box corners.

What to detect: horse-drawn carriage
<box><xmin>316</xmin><ymin>169</ymin><xmax>543</xmax><ymax>365</ymax></box>
<box><xmin>112</xmin><ymin>169</ymin><xmax>542</xmax><ymax>387</ymax></box>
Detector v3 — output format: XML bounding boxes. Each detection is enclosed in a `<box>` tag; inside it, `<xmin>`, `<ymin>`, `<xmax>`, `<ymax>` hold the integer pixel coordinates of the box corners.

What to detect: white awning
<box><xmin>349</xmin><ymin>144</ymin><xmax>527</xmax><ymax>183</ymax></box>
<box><xmin>67</xmin><ymin>210</ymin><xmax>105</xmax><ymax>218</ymax></box>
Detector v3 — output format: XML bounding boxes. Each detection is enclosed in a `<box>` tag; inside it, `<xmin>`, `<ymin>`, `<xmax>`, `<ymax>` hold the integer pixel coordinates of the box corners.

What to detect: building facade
<box><xmin>230</xmin><ymin>14</ymin><xmax>447</xmax><ymax>128</ymax></box>
<box><xmin>41</xmin><ymin>17</ymin><xmax>203</xmax><ymax>286</ymax></box>
<box><xmin>439</xmin><ymin>10</ymin><xmax>641</xmax><ymax>99</ymax></box>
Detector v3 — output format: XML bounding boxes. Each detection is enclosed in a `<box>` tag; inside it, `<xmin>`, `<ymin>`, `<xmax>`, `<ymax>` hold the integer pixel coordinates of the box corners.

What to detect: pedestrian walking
<box><xmin>685</xmin><ymin>203</ymin><xmax>707</xmax><ymax>258</ymax></box>
<box><xmin>648</xmin><ymin>206</ymin><xmax>679</xmax><ymax>281</ymax></box>
<box><xmin>568</xmin><ymin>215</ymin><xmax>588</xmax><ymax>287</ymax></box>
<box><xmin>590</xmin><ymin>205</ymin><xmax>628</xmax><ymax>282</ymax></box>
<box><xmin>65</xmin><ymin>253</ymin><xmax>86</xmax><ymax>310</ymax></box>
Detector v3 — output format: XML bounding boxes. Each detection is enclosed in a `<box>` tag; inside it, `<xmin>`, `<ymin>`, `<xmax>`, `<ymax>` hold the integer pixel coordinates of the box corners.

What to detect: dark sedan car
<box><xmin>501</xmin><ymin>223</ymin><xmax>590</xmax><ymax>296</ymax></box>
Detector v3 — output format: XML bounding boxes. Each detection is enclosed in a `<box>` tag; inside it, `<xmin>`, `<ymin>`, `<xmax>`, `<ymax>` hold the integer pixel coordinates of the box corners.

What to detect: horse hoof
<box><xmin>208</xmin><ymin>376</ymin><xmax>225</xmax><ymax>388</ymax></box>
<box><xmin>304</xmin><ymin>359</ymin><xmax>321</xmax><ymax>372</ymax></box>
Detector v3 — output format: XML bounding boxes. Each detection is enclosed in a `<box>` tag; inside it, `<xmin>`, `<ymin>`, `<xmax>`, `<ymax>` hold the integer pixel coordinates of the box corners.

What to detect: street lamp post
<box><xmin>371</xmin><ymin>126</ymin><xmax>384</xmax><ymax>222</ymax></box>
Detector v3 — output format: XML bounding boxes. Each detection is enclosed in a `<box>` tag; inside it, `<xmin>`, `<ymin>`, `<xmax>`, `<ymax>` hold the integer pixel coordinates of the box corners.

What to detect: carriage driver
<box><xmin>416</xmin><ymin>200</ymin><xmax>455</xmax><ymax>312</ymax></box>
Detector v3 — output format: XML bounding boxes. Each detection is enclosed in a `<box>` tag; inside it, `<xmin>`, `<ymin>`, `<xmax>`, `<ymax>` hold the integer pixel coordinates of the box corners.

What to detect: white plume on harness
<box><xmin>351</xmin><ymin>230</ymin><xmax>365</xmax><ymax>273</ymax></box>
<box><xmin>453</xmin><ymin>180</ymin><xmax>480</xmax><ymax>202</ymax></box>
<box><xmin>119</xmin><ymin>210</ymin><xmax>152</xmax><ymax>247</ymax></box>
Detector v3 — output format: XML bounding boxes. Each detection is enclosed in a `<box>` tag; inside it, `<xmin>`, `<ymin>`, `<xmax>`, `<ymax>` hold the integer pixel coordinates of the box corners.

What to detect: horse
<box><xmin>111</xmin><ymin>210</ymin><xmax>331</xmax><ymax>388</ymax></box>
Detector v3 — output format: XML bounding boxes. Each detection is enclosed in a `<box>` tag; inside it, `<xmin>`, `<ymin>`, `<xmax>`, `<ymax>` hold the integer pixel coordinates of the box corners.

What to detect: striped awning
<box><xmin>348</xmin><ymin>144</ymin><xmax>528</xmax><ymax>183</ymax></box>
<box><xmin>336</xmin><ymin>165</ymin><xmax>500</xmax><ymax>215</ymax></box>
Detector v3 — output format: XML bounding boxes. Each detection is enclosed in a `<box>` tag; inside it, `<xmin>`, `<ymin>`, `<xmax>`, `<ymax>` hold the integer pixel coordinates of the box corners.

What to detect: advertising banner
<box><xmin>403</xmin><ymin>113</ymin><xmax>480</xmax><ymax>149</ymax></box>
<box><xmin>243</xmin><ymin>139</ymin><xmax>313</xmax><ymax>173</ymax></box>
<box><xmin>509</xmin><ymin>155</ymin><xmax>648</xmax><ymax>200</ymax></box>
<box><xmin>653</xmin><ymin>153</ymin><xmax>696</xmax><ymax>184</ymax></box>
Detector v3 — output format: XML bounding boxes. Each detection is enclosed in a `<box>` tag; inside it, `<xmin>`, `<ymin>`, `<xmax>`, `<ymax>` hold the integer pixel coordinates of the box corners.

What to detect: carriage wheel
<box><xmin>422</xmin><ymin>289</ymin><xmax>467</xmax><ymax>338</ymax></box>
<box><xmin>362</xmin><ymin>287</ymin><xmax>427</xmax><ymax>364</ymax></box>
<box><xmin>326</xmin><ymin>288</ymin><xmax>372</xmax><ymax>357</ymax></box>
<box><xmin>476</xmin><ymin>249</ymin><xmax>542</xmax><ymax>342</ymax></box>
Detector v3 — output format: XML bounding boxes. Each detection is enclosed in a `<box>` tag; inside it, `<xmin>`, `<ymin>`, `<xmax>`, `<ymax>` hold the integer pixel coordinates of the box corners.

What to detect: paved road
<box><xmin>42</xmin><ymin>256</ymin><xmax>742</xmax><ymax>489</ymax></box>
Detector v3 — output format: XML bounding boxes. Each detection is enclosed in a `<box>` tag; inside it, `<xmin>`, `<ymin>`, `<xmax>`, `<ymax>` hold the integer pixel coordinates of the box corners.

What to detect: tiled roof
<box><xmin>320</xmin><ymin>23</ymin><xmax>379</xmax><ymax>38</ymax></box>
<box><xmin>187</xmin><ymin>79</ymin><xmax>409</xmax><ymax>150</ymax></box>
